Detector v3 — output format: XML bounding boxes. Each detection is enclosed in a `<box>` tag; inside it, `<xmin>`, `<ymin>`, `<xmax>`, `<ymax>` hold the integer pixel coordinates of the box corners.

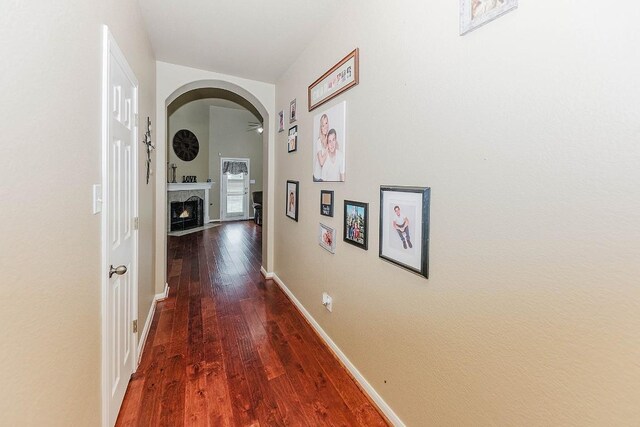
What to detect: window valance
<box><xmin>222</xmin><ymin>161</ymin><xmax>248</xmax><ymax>175</ymax></box>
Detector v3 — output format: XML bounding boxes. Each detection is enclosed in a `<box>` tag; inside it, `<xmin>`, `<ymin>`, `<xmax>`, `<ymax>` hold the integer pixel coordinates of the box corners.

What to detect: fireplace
<box><xmin>170</xmin><ymin>196</ymin><xmax>204</xmax><ymax>232</ymax></box>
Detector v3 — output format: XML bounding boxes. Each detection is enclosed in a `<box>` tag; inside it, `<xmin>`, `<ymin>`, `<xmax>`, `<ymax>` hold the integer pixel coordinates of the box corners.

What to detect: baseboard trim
<box><xmin>156</xmin><ymin>282</ymin><xmax>169</xmax><ymax>300</ymax></box>
<box><xmin>271</xmin><ymin>273</ymin><xmax>405</xmax><ymax>426</ymax></box>
<box><xmin>260</xmin><ymin>267</ymin><xmax>274</xmax><ymax>279</ymax></box>
<box><xmin>137</xmin><ymin>283</ymin><xmax>169</xmax><ymax>366</ymax></box>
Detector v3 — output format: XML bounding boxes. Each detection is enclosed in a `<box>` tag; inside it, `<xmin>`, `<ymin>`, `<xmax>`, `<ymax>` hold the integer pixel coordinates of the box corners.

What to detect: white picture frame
<box><xmin>460</xmin><ymin>0</ymin><xmax>518</xmax><ymax>35</ymax></box>
<box><xmin>319</xmin><ymin>223</ymin><xmax>336</xmax><ymax>254</ymax></box>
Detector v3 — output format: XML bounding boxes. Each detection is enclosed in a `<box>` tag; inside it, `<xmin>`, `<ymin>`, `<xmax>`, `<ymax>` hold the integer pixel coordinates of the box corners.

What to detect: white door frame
<box><xmin>220</xmin><ymin>157</ymin><xmax>251</xmax><ymax>221</ymax></box>
<box><xmin>101</xmin><ymin>25</ymin><xmax>139</xmax><ymax>427</ymax></box>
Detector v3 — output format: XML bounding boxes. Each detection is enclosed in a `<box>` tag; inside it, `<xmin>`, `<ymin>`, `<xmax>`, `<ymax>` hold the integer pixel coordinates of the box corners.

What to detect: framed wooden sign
<box><xmin>308</xmin><ymin>48</ymin><xmax>359</xmax><ymax>111</ymax></box>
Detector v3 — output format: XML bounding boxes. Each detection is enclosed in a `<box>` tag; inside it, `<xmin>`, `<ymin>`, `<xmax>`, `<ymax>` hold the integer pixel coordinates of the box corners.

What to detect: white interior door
<box><xmin>221</xmin><ymin>158</ymin><xmax>250</xmax><ymax>221</ymax></box>
<box><xmin>103</xmin><ymin>27</ymin><xmax>138</xmax><ymax>427</ymax></box>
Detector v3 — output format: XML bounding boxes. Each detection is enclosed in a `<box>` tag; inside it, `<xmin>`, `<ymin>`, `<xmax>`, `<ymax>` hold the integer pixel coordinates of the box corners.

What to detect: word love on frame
<box><xmin>308</xmin><ymin>48</ymin><xmax>359</xmax><ymax>111</ymax></box>
<box><xmin>379</xmin><ymin>186</ymin><xmax>431</xmax><ymax>279</ymax></box>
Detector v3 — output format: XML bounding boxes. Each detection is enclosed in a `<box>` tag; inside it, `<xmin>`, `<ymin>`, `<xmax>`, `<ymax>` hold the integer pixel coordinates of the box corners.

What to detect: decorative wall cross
<box><xmin>142</xmin><ymin>117</ymin><xmax>155</xmax><ymax>184</ymax></box>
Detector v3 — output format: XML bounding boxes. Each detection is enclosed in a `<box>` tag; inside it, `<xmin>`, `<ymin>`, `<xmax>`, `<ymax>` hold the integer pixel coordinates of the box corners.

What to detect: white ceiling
<box><xmin>138</xmin><ymin>0</ymin><xmax>343</xmax><ymax>83</ymax></box>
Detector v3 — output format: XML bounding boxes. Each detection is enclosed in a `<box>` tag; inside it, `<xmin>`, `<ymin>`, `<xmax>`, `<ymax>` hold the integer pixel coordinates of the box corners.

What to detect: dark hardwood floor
<box><xmin>116</xmin><ymin>221</ymin><xmax>389</xmax><ymax>426</ymax></box>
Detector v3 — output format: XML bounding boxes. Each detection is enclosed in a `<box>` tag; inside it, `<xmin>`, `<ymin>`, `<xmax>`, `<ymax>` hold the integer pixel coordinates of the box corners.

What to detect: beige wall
<box><xmin>274</xmin><ymin>0</ymin><xmax>640</xmax><ymax>425</ymax></box>
<box><xmin>0</xmin><ymin>0</ymin><xmax>156</xmax><ymax>425</ymax></box>
<box><xmin>168</xmin><ymin>99</ymin><xmax>210</xmax><ymax>183</ymax></box>
<box><xmin>209</xmin><ymin>106</ymin><xmax>263</xmax><ymax>220</ymax></box>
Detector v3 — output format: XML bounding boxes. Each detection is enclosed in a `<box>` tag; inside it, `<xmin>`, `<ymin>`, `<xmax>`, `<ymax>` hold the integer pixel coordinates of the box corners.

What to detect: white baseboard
<box><xmin>271</xmin><ymin>273</ymin><xmax>405</xmax><ymax>426</ymax></box>
<box><xmin>260</xmin><ymin>267</ymin><xmax>274</xmax><ymax>279</ymax></box>
<box><xmin>136</xmin><ymin>283</ymin><xmax>169</xmax><ymax>366</ymax></box>
<box><xmin>156</xmin><ymin>282</ymin><xmax>169</xmax><ymax>300</ymax></box>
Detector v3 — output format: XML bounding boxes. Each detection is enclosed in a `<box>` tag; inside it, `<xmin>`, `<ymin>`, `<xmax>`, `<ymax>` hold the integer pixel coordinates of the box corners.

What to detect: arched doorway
<box><xmin>155</xmin><ymin>78</ymin><xmax>274</xmax><ymax>296</ymax></box>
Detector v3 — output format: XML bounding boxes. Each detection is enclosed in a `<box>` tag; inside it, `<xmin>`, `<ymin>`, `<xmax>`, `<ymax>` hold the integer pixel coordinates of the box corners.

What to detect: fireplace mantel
<box><xmin>167</xmin><ymin>182</ymin><xmax>214</xmax><ymax>192</ymax></box>
<box><xmin>167</xmin><ymin>182</ymin><xmax>214</xmax><ymax>227</ymax></box>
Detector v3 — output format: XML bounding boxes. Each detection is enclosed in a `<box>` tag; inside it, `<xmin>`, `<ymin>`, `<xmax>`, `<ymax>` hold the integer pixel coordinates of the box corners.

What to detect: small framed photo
<box><xmin>278</xmin><ymin>110</ymin><xmax>285</xmax><ymax>132</ymax></box>
<box><xmin>343</xmin><ymin>200</ymin><xmax>368</xmax><ymax>250</ymax></box>
<box><xmin>379</xmin><ymin>186</ymin><xmax>431</xmax><ymax>278</ymax></box>
<box><xmin>286</xmin><ymin>180</ymin><xmax>299</xmax><ymax>221</ymax></box>
<box><xmin>289</xmin><ymin>99</ymin><xmax>297</xmax><ymax>123</ymax></box>
<box><xmin>460</xmin><ymin>0</ymin><xmax>518</xmax><ymax>35</ymax></box>
<box><xmin>320</xmin><ymin>190</ymin><xmax>334</xmax><ymax>217</ymax></box>
<box><xmin>288</xmin><ymin>126</ymin><xmax>298</xmax><ymax>153</ymax></box>
<box><xmin>319</xmin><ymin>223</ymin><xmax>336</xmax><ymax>253</ymax></box>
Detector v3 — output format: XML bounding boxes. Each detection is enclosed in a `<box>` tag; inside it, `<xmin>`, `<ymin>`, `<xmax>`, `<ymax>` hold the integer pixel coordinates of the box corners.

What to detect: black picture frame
<box><xmin>288</xmin><ymin>125</ymin><xmax>298</xmax><ymax>153</ymax></box>
<box><xmin>379</xmin><ymin>186</ymin><xmax>430</xmax><ymax>278</ymax></box>
<box><xmin>320</xmin><ymin>190</ymin><xmax>334</xmax><ymax>217</ymax></box>
<box><xmin>343</xmin><ymin>200</ymin><xmax>368</xmax><ymax>250</ymax></box>
<box><xmin>285</xmin><ymin>180</ymin><xmax>299</xmax><ymax>221</ymax></box>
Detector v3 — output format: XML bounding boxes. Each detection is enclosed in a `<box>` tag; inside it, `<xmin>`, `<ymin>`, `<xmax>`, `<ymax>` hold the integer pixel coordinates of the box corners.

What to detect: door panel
<box><xmin>221</xmin><ymin>159</ymin><xmax>250</xmax><ymax>220</ymax></box>
<box><xmin>107</xmin><ymin>48</ymin><xmax>137</xmax><ymax>425</ymax></box>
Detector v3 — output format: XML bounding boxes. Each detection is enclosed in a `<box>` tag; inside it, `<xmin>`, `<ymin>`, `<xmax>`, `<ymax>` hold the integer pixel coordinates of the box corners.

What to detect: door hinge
<box><xmin>134</xmin><ymin>217</ymin><xmax>139</xmax><ymax>230</ymax></box>
<box><xmin>132</xmin><ymin>320</ymin><xmax>138</xmax><ymax>334</ymax></box>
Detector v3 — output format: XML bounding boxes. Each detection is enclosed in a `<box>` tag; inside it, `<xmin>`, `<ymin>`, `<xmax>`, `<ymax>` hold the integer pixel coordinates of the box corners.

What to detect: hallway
<box><xmin>116</xmin><ymin>222</ymin><xmax>388</xmax><ymax>426</ymax></box>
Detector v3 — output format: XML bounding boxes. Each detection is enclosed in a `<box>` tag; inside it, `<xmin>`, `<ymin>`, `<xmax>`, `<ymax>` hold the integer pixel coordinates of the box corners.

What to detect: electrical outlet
<box><xmin>322</xmin><ymin>292</ymin><xmax>333</xmax><ymax>312</ymax></box>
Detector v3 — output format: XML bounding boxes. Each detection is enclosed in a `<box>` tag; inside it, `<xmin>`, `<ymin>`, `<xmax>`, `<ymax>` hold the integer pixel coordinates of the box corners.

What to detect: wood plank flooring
<box><xmin>116</xmin><ymin>221</ymin><xmax>389</xmax><ymax>426</ymax></box>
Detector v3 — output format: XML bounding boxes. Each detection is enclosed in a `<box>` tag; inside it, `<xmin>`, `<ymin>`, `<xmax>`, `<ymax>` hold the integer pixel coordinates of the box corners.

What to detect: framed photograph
<box><xmin>460</xmin><ymin>0</ymin><xmax>518</xmax><ymax>35</ymax></box>
<box><xmin>278</xmin><ymin>110</ymin><xmax>285</xmax><ymax>132</ymax></box>
<box><xmin>379</xmin><ymin>186</ymin><xmax>431</xmax><ymax>278</ymax></box>
<box><xmin>318</xmin><ymin>223</ymin><xmax>336</xmax><ymax>254</ymax></box>
<box><xmin>308</xmin><ymin>48</ymin><xmax>359</xmax><ymax>111</ymax></box>
<box><xmin>320</xmin><ymin>190</ymin><xmax>334</xmax><ymax>217</ymax></box>
<box><xmin>343</xmin><ymin>200</ymin><xmax>368</xmax><ymax>250</ymax></box>
<box><xmin>288</xmin><ymin>126</ymin><xmax>298</xmax><ymax>153</ymax></box>
<box><xmin>312</xmin><ymin>101</ymin><xmax>346</xmax><ymax>182</ymax></box>
<box><xmin>286</xmin><ymin>180</ymin><xmax>299</xmax><ymax>221</ymax></box>
<box><xmin>289</xmin><ymin>99</ymin><xmax>297</xmax><ymax>123</ymax></box>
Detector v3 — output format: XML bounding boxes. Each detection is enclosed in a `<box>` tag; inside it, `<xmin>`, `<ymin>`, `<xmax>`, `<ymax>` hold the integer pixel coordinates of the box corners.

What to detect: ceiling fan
<box><xmin>246</xmin><ymin>121</ymin><xmax>264</xmax><ymax>134</ymax></box>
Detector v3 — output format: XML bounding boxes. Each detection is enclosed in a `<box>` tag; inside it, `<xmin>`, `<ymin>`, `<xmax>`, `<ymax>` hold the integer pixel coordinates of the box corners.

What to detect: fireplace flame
<box><xmin>179</xmin><ymin>209</ymin><xmax>190</xmax><ymax>219</ymax></box>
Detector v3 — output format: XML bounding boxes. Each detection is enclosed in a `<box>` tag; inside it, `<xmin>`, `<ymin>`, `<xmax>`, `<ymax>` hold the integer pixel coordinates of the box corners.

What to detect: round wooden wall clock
<box><xmin>172</xmin><ymin>129</ymin><xmax>199</xmax><ymax>161</ymax></box>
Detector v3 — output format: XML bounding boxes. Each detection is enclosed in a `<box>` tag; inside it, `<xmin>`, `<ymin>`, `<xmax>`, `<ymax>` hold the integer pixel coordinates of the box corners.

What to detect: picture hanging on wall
<box><xmin>460</xmin><ymin>0</ymin><xmax>518</xmax><ymax>35</ymax></box>
<box><xmin>344</xmin><ymin>200</ymin><xmax>368</xmax><ymax>250</ymax></box>
<box><xmin>319</xmin><ymin>223</ymin><xmax>336</xmax><ymax>254</ymax></box>
<box><xmin>379</xmin><ymin>186</ymin><xmax>431</xmax><ymax>278</ymax></box>
<box><xmin>289</xmin><ymin>99</ymin><xmax>297</xmax><ymax>123</ymax></box>
<box><xmin>312</xmin><ymin>101</ymin><xmax>346</xmax><ymax>182</ymax></box>
<box><xmin>288</xmin><ymin>126</ymin><xmax>298</xmax><ymax>153</ymax></box>
<box><xmin>286</xmin><ymin>180</ymin><xmax>299</xmax><ymax>221</ymax></box>
<box><xmin>320</xmin><ymin>190</ymin><xmax>334</xmax><ymax>217</ymax></box>
<box><xmin>308</xmin><ymin>48</ymin><xmax>359</xmax><ymax>111</ymax></box>
<box><xmin>278</xmin><ymin>110</ymin><xmax>285</xmax><ymax>132</ymax></box>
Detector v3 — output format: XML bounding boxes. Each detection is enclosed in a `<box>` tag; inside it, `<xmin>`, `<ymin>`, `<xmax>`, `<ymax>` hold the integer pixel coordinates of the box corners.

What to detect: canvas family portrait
<box><xmin>379</xmin><ymin>186</ymin><xmax>430</xmax><ymax>278</ymax></box>
<box><xmin>312</xmin><ymin>101</ymin><xmax>346</xmax><ymax>182</ymax></box>
<box><xmin>343</xmin><ymin>200</ymin><xmax>368</xmax><ymax>250</ymax></box>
